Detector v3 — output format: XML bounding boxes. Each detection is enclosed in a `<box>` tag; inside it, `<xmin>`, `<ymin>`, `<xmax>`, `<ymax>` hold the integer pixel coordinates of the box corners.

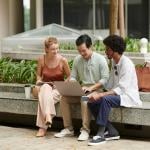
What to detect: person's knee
<box><xmin>99</xmin><ymin>97</ymin><xmax>112</xmax><ymax>109</ymax></box>
<box><xmin>60</xmin><ymin>96</ymin><xmax>69</xmax><ymax>105</ymax></box>
<box><xmin>81</xmin><ymin>100</ymin><xmax>88</xmax><ymax>107</ymax></box>
<box><xmin>87</xmin><ymin>102</ymin><xmax>96</xmax><ymax>110</ymax></box>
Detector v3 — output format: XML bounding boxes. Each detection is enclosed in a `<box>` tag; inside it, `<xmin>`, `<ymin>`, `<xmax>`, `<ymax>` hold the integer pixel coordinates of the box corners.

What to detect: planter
<box><xmin>1</xmin><ymin>49</ymin><xmax>150</xmax><ymax>65</ymax></box>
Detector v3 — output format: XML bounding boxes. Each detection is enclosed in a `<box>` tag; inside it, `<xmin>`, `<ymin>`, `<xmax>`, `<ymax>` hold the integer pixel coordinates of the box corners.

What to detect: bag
<box><xmin>31</xmin><ymin>86</ymin><xmax>39</xmax><ymax>99</ymax></box>
<box><xmin>136</xmin><ymin>62</ymin><xmax>150</xmax><ymax>92</ymax></box>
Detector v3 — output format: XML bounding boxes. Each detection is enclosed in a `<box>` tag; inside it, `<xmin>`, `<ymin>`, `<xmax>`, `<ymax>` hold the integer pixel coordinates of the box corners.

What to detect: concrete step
<box><xmin>0</xmin><ymin>92</ymin><xmax>150</xmax><ymax>126</ymax></box>
<box><xmin>0</xmin><ymin>83</ymin><xmax>34</xmax><ymax>93</ymax></box>
<box><xmin>0</xmin><ymin>83</ymin><xmax>150</xmax><ymax>126</ymax></box>
<box><xmin>0</xmin><ymin>83</ymin><xmax>25</xmax><ymax>93</ymax></box>
<box><xmin>2</xmin><ymin>50</ymin><xmax>150</xmax><ymax>64</ymax></box>
<box><xmin>0</xmin><ymin>91</ymin><xmax>35</xmax><ymax>100</ymax></box>
<box><xmin>139</xmin><ymin>92</ymin><xmax>150</xmax><ymax>102</ymax></box>
<box><xmin>0</xmin><ymin>83</ymin><xmax>149</xmax><ymax>102</ymax></box>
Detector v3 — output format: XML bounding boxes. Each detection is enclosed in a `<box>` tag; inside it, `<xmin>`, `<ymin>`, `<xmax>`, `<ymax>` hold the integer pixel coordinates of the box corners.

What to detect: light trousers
<box><xmin>36</xmin><ymin>84</ymin><xmax>61</xmax><ymax>129</ymax></box>
<box><xmin>60</xmin><ymin>96</ymin><xmax>91</xmax><ymax>132</ymax></box>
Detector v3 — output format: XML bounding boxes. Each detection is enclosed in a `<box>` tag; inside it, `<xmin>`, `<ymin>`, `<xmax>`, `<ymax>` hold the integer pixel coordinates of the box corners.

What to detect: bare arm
<box><xmin>62</xmin><ymin>57</ymin><xmax>71</xmax><ymax>81</ymax></box>
<box><xmin>88</xmin><ymin>90</ymin><xmax>116</xmax><ymax>102</ymax></box>
<box><xmin>36</xmin><ymin>57</ymin><xmax>43</xmax><ymax>83</ymax></box>
<box><xmin>82</xmin><ymin>82</ymin><xmax>102</xmax><ymax>93</ymax></box>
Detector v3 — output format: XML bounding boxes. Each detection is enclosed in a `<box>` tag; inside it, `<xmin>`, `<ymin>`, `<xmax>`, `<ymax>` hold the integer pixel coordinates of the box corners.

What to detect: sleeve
<box><xmin>70</xmin><ymin>57</ymin><xmax>78</xmax><ymax>81</ymax></box>
<box><xmin>113</xmin><ymin>63</ymin><xmax>133</xmax><ymax>95</ymax></box>
<box><xmin>98</xmin><ymin>57</ymin><xmax>109</xmax><ymax>86</ymax></box>
<box><xmin>105</xmin><ymin>69</ymin><xmax>114</xmax><ymax>90</ymax></box>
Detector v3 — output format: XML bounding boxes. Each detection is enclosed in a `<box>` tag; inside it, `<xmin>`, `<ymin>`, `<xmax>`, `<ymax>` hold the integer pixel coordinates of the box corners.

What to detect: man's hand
<box><xmin>88</xmin><ymin>92</ymin><xmax>105</xmax><ymax>102</ymax></box>
<box><xmin>82</xmin><ymin>86</ymin><xmax>93</xmax><ymax>94</ymax></box>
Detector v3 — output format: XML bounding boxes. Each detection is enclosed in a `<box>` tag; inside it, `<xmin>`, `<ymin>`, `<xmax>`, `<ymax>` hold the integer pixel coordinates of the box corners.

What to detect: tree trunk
<box><xmin>119</xmin><ymin>0</ymin><xmax>125</xmax><ymax>38</ymax></box>
<box><xmin>109</xmin><ymin>0</ymin><xmax>118</xmax><ymax>35</ymax></box>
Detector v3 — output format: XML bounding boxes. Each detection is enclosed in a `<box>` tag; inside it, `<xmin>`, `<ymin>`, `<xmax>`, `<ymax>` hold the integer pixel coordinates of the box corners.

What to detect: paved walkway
<box><xmin>0</xmin><ymin>125</ymin><xmax>150</xmax><ymax>150</ymax></box>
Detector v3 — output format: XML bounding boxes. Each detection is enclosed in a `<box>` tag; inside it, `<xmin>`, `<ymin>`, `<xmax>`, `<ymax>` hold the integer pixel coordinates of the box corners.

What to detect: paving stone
<box><xmin>0</xmin><ymin>126</ymin><xmax>150</xmax><ymax>150</ymax></box>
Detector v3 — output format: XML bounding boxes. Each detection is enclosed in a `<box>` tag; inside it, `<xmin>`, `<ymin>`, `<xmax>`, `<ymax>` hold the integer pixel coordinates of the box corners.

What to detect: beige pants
<box><xmin>60</xmin><ymin>96</ymin><xmax>91</xmax><ymax>132</ymax></box>
<box><xmin>36</xmin><ymin>84</ymin><xmax>61</xmax><ymax>129</ymax></box>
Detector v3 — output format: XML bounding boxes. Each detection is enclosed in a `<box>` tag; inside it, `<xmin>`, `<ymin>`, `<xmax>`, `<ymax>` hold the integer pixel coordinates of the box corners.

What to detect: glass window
<box><xmin>64</xmin><ymin>0</ymin><xmax>92</xmax><ymax>29</ymax></box>
<box><xmin>96</xmin><ymin>0</ymin><xmax>109</xmax><ymax>29</ymax></box>
<box><xmin>43</xmin><ymin>0</ymin><xmax>61</xmax><ymax>25</ymax></box>
<box><xmin>23</xmin><ymin>0</ymin><xmax>30</xmax><ymax>31</ymax></box>
<box><xmin>128</xmin><ymin>0</ymin><xmax>148</xmax><ymax>38</ymax></box>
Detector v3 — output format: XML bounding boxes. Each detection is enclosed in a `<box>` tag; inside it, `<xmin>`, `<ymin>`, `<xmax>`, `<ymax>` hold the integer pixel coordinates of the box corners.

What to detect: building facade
<box><xmin>0</xmin><ymin>0</ymin><xmax>150</xmax><ymax>39</ymax></box>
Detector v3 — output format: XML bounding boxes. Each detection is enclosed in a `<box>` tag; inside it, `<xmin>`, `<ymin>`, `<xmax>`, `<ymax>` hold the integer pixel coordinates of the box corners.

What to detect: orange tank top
<box><xmin>42</xmin><ymin>56</ymin><xmax>64</xmax><ymax>82</ymax></box>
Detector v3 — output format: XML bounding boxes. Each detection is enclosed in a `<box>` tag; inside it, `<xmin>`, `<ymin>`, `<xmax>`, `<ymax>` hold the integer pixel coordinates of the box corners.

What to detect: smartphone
<box><xmin>81</xmin><ymin>96</ymin><xmax>89</xmax><ymax>101</ymax></box>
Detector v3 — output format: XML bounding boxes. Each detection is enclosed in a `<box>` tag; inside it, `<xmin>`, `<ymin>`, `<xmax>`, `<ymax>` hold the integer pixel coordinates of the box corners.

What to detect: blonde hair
<box><xmin>44</xmin><ymin>37</ymin><xmax>58</xmax><ymax>48</ymax></box>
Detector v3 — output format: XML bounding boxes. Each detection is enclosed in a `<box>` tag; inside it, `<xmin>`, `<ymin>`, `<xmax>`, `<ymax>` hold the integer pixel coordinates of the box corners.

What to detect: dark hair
<box><xmin>103</xmin><ymin>35</ymin><xmax>126</xmax><ymax>54</ymax></box>
<box><xmin>76</xmin><ymin>34</ymin><xmax>92</xmax><ymax>48</ymax></box>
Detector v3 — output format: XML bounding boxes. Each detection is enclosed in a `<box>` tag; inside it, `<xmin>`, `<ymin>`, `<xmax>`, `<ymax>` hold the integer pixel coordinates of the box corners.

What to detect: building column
<box><xmin>36</xmin><ymin>0</ymin><xmax>43</xmax><ymax>28</ymax></box>
<box><xmin>30</xmin><ymin>0</ymin><xmax>36</xmax><ymax>29</ymax></box>
<box><xmin>148</xmin><ymin>1</ymin><xmax>150</xmax><ymax>41</ymax></box>
<box><xmin>9</xmin><ymin>0</ymin><xmax>24</xmax><ymax>35</ymax></box>
<box><xmin>0</xmin><ymin>0</ymin><xmax>9</xmax><ymax>38</ymax></box>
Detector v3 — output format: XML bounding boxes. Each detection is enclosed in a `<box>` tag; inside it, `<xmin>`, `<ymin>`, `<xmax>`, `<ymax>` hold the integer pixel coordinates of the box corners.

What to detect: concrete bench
<box><xmin>0</xmin><ymin>83</ymin><xmax>150</xmax><ymax>126</ymax></box>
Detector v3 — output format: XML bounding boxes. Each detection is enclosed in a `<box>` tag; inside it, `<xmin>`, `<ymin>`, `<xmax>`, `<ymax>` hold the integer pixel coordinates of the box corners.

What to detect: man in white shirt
<box><xmin>87</xmin><ymin>35</ymin><xmax>142</xmax><ymax>146</ymax></box>
<box><xmin>54</xmin><ymin>34</ymin><xmax>109</xmax><ymax>141</ymax></box>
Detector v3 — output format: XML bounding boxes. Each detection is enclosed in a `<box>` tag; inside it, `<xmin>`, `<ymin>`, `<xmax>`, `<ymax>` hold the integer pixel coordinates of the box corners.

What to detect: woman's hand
<box><xmin>36</xmin><ymin>80</ymin><xmax>42</xmax><ymax>85</ymax></box>
<box><xmin>64</xmin><ymin>77</ymin><xmax>70</xmax><ymax>82</ymax></box>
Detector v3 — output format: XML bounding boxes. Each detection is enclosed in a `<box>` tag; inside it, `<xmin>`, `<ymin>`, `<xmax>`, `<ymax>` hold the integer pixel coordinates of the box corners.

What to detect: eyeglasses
<box><xmin>105</xmin><ymin>47</ymin><xmax>110</xmax><ymax>52</ymax></box>
<box><xmin>114</xmin><ymin>66</ymin><xmax>118</xmax><ymax>76</ymax></box>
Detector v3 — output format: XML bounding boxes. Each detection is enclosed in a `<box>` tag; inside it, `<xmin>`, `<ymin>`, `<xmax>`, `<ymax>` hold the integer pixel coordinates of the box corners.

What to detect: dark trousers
<box><xmin>88</xmin><ymin>95</ymin><xmax>121</xmax><ymax>126</ymax></box>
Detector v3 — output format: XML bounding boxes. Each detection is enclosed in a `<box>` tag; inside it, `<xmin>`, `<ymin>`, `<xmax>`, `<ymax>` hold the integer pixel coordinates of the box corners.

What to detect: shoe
<box><xmin>105</xmin><ymin>134</ymin><xmax>120</xmax><ymax>141</ymax></box>
<box><xmin>45</xmin><ymin>114</ymin><xmax>52</xmax><ymax>128</ymax></box>
<box><xmin>36</xmin><ymin>128</ymin><xmax>46</xmax><ymax>137</ymax></box>
<box><xmin>45</xmin><ymin>121</ymin><xmax>52</xmax><ymax>128</ymax></box>
<box><xmin>88</xmin><ymin>136</ymin><xmax>106</xmax><ymax>146</ymax></box>
<box><xmin>54</xmin><ymin>128</ymin><xmax>74</xmax><ymax>138</ymax></box>
<box><xmin>78</xmin><ymin>130</ymin><xmax>89</xmax><ymax>141</ymax></box>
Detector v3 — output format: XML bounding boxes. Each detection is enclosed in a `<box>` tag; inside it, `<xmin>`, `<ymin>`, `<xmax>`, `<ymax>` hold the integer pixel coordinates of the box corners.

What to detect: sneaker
<box><xmin>88</xmin><ymin>136</ymin><xmax>106</xmax><ymax>146</ymax></box>
<box><xmin>54</xmin><ymin>128</ymin><xmax>74</xmax><ymax>138</ymax></box>
<box><xmin>105</xmin><ymin>134</ymin><xmax>120</xmax><ymax>141</ymax></box>
<box><xmin>78</xmin><ymin>130</ymin><xmax>89</xmax><ymax>141</ymax></box>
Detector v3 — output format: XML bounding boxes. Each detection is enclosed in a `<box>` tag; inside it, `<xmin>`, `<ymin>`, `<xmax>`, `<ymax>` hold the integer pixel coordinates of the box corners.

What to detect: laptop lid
<box><xmin>54</xmin><ymin>81</ymin><xmax>85</xmax><ymax>96</ymax></box>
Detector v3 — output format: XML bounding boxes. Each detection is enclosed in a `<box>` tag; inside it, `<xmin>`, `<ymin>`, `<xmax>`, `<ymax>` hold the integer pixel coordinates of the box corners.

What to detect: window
<box><xmin>127</xmin><ymin>0</ymin><xmax>148</xmax><ymax>38</ymax></box>
<box><xmin>64</xmin><ymin>0</ymin><xmax>92</xmax><ymax>29</ymax></box>
<box><xmin>96</xmin><ymin>0</ymin><xmax>109</xmax><ymax>29</ymax></box>
<box><xmin>43</xmin><ymin>0</ymin><xmax>61</xmax><ymax>25</ymax></box>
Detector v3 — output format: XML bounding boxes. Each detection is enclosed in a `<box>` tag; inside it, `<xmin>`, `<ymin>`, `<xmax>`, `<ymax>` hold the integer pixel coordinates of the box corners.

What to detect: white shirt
<box><xmin>105</xmin><ymin>55</ymin><xmax>142</xmax><ymax>107</ymax></box>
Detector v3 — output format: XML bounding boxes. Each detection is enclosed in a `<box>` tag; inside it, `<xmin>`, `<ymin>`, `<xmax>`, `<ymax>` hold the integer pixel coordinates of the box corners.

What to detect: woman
<box><xmin>35</xmin><ymin>37</ymin><xmax>70</xmax><ymax>137</ymax></box>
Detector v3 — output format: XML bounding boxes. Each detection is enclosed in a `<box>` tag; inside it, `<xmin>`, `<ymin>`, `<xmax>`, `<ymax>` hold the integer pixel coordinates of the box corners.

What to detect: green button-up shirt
<box><xmin>71</xmin><ymin>52</ymin><xmax>109</xmax><ymax>87</ymax></box>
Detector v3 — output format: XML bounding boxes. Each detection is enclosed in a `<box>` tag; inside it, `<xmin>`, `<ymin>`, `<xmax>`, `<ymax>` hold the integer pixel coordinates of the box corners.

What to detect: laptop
<box><xmin>54</xmin><ymin>81</ymin><xmax>87</xmax><ymax>96</ymax></box>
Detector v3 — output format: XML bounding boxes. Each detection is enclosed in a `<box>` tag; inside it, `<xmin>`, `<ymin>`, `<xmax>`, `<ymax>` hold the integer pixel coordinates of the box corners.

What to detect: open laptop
<box><xmin>54</xmin><ymin>81</ymin><xmax>88</xmax><ymax>96</ymax></box>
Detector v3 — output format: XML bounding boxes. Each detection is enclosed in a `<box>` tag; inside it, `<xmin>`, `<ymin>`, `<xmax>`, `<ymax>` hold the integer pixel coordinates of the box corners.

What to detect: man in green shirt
<box><xmin>54</xmin><ymin>34</ymin><xmax>109</xmax><ymax>141</ymax></box>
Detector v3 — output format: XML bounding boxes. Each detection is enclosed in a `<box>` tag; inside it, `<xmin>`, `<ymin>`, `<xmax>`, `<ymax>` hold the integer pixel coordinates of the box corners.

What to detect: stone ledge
<box><xmin>0</xmin><ymin>83</ymin><xmax>150</xmax><ymax>126</ymax></box>
<box><xmin>0</xmin><ymin>96</ymin><xmax>150</xmax><ymax>126</ymax></box>
<box><xmin>2</xmin><ymin>51</ymin><xmax>150</xmax><ymax>65</ymax></box>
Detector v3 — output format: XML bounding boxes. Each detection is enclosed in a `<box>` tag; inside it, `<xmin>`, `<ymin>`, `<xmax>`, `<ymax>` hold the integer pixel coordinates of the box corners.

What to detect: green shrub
<box><xmin>0</xmin><ymin>58</ymin><xmax>74</xmax><ymax>84</ymax></box>
<box><xmin>60</xmin><ymin>37</ymin><xmax>150</xmax><ymax>52</ymax></box>
<box><xmin>0</xmin><ymin>58</ymin><xmax>37</xmax><ymax>84</ymax></box>
<box><xmin>125</xmin><ymin>37</ymin><xmax>140</xmax><ymax>52</ymax></box>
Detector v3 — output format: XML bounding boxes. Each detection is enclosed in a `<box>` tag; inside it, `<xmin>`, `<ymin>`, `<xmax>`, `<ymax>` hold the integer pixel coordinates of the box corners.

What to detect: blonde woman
<box><xmin>35</xmin><ymin>37</ymin><xmax>70</xmax><ymax>137</ymax></box>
